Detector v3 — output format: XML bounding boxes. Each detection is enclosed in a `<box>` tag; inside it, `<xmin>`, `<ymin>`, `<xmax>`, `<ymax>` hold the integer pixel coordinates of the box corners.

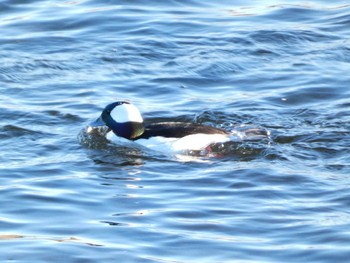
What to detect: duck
<box><xmin>88</xmin><ymin>101</ymin><xmax>231</xmax><ymax>154</ymax></box>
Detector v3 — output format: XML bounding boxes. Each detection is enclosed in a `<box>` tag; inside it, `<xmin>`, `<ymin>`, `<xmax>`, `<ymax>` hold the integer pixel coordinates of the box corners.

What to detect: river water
<box><xmin>1</xmin><ymin>0</ymin><xmax>350</xmax><ymax>262</ymax></box>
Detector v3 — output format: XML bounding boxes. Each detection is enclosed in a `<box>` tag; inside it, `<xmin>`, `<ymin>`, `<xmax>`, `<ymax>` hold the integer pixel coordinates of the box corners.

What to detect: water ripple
<box><xmin>1</xmin><ymin>0</ymin><xmax>350</xmax><ymax>262</ymax></box>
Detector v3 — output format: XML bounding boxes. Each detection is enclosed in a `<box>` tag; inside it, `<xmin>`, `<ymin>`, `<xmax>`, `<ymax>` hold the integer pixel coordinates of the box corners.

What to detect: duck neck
<box><xmin>112</xmin><ymin>121</ymin><xmax>145</xmax><ymax>139</ymax></box>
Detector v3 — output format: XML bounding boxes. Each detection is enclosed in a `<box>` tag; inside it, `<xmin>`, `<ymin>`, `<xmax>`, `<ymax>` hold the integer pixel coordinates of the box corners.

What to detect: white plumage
<box><xmin>110</xmin><ymin>103</ymin><xmax>143</xmax><ymax>123</ymax></box>
<box><xmin>106</xmin><ymin>131</ymin><xmax>230</xmax><ymax>154</ymax></box>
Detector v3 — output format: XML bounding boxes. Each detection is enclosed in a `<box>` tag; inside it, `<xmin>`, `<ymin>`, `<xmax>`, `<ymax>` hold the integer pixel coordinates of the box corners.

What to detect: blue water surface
<box><xmin>1</xmin><ymin>0</ymin><xmax>350</xmax><ymax>262</ymax></box>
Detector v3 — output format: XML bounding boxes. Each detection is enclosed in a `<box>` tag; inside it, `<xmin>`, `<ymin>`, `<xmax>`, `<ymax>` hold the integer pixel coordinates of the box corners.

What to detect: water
<box><xmin>1</xmin><ymin>0</ymin><xmax>350</xmax><ymax>262</ymax></box>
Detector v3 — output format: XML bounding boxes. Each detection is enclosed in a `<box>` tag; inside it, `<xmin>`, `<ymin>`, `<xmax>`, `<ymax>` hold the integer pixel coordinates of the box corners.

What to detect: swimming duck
<box><xmin>88</xmin><ymin>101</ymin><xmax>231</xmax><ymax>154</ymax></box>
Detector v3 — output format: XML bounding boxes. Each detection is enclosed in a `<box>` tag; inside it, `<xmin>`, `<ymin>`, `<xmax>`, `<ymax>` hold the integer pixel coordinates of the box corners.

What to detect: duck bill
<box><xmin>89</xmin><ymin>116</ymin><xmax>105</xmax><ymax>127</ymax></box>
<box><xmin>86</xmin><ymin>116</ymin><xmax>110</xmax><ymax>135</ymax></box>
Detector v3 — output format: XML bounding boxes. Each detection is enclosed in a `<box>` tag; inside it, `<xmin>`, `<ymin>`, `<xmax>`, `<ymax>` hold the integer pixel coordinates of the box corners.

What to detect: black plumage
<box><xmin>137</xmin><ymin>122</ymin><xmax>229</xmax><ymax>139</ymax></box>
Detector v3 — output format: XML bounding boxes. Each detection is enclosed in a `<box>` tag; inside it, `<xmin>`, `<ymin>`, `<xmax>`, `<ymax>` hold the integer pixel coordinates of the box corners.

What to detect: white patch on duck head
<box><xmin>110</xmin><ymin>103</ymin><xmax>143</xmax><ymax>123</ymax></box>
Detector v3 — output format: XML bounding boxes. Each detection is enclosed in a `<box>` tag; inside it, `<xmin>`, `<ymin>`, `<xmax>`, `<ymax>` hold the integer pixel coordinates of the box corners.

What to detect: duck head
<box><xmin>91</xmin><ymin>101</ymin><xmax>144</xmax><ymax>139</ymax></box>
